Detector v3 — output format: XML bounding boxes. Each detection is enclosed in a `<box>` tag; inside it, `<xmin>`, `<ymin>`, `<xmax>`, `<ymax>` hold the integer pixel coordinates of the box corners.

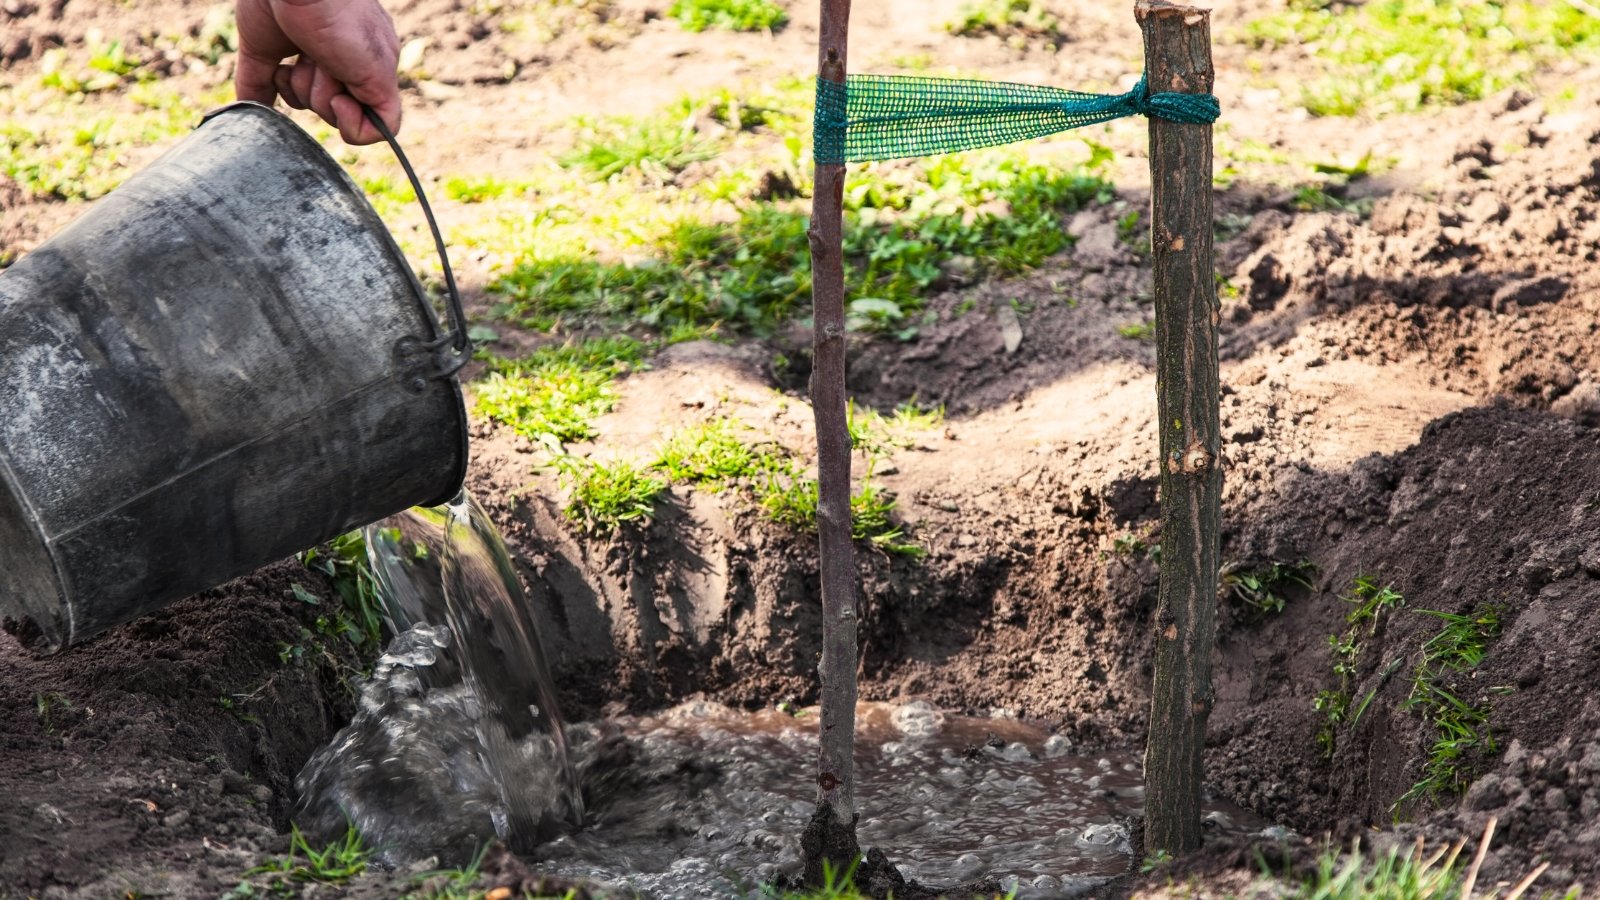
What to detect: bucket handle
<box><xmin>359</xmin><ymin>106</ymin><xmax>472</xmax><ymax>385</ymax></box>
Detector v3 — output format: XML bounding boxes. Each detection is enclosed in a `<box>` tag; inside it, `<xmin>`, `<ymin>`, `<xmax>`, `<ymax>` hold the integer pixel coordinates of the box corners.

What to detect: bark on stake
<box><xmin>1137</xmin><ymin>0</ymin><xmax>1220</xmax><ymax>858</ymax></box>
<box><xmin>800</xmin><ymin>0</ymin><xmax>862</xmax><ymax>885</ymax></box>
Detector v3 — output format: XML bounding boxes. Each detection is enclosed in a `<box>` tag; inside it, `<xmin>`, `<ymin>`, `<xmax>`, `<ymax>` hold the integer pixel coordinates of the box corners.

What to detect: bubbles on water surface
<box><xmin>294</xmin><ymin>489</ymin><xmax>1268</xmax><ymax>897</ymax></box>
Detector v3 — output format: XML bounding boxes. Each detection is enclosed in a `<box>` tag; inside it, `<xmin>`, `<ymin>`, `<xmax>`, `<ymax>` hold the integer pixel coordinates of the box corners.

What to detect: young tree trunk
<box><xmin>1137</xmin><ymin>0</ymin><xmax>1220</xmax><ymax>858</ymax></box>
<box><xmin>801</xmin><ymin>0</ymin><xmax>861</xmax><ymax>886</ymax></box>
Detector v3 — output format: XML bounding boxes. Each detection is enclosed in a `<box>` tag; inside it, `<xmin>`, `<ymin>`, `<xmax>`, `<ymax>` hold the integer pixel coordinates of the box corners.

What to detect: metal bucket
<box><xmin>0</xmin><ymin>101</ymin><xmax>471</xmax><ymax>652</ymax></box>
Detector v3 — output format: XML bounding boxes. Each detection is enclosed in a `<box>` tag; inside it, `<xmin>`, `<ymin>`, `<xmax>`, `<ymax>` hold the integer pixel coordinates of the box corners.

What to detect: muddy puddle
<box><xmin>294</xmin><ymin>489</ymin><xmax>1268</xmax><ymax>898</ymax></box>
<box><xmin>302</xmin><ymin>638</ymin><xmax>1268</xmax><ymax>898</ymax></box>
<box><xmin>545</xmin><ymin>700</ymin><xmax>1268</xmax><ymax>898</ymax></box>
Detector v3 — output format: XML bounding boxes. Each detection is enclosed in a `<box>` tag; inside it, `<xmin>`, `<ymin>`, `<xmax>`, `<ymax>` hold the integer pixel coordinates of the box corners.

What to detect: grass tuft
<box><xmin>947</xmin><ymin>0</ymin><xmax>1066</xmax><ymax>47</ymax></box>
<box><xmin>243</xmin><ymin>824</ymin><xmax>369</xmax><ymax>887</ymax></box>
<box><xmin>297</xmin><ymin>531</ymin><xmax>386</xmax><ymax>650</ymax></box>
<box><xmin>1285</xmin><ymin>834</ymin><xmax>1462</xmax><ymax>900</ymax></box>
<box><xmin>1398</xmin><ymin>604</ymin><xmax>1504</xmax><ymax>807</ymax></box>
<box><xmin>561</xmin><ymin>107</ymin><xmax>719</xmax><ymax>181</ymax></box>
<box><xmin>1238</xmin><ymin>0</ymin><xmax>1600</xmax><ymax>117</ymax></box>
<box><xmin>1315</xmin><ymin>575</ymin><xmax>1404</xmax><ymax>756</ymax></box>
<box><xmin>1223</xmin><ymin>559</ymin><xmax>1317</xmax><ymax>619</ymax></box>
<box><xmin>474</xmin><ymin>338</ymin><xmax>645</xmax><ymax>445</ymax></box>
<box><xmin>651</xmin><ymin>417</ymin><xmax>768</xmax><ymax>489</ymax></box>
<box><xmin>669</xmin><ymin>0</ymin><xmax>789</xmax><ymax>32</ymax></box>
<box><xmin>555</xmin><ymin>455</ymin><xmax>669</xmax><ymax>532</ymax></box>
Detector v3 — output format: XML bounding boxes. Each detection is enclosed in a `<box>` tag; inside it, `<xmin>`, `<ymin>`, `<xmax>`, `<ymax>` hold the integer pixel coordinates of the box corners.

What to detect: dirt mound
<box><xmin>0</xmin><ymin>562</ymin><xmax>363</xmax><ymax>896</ymax></box>
<box><xmin>1205</xmin><ymin>406</ymin><xmax>1600</xmax><ymax>882</ymax></box>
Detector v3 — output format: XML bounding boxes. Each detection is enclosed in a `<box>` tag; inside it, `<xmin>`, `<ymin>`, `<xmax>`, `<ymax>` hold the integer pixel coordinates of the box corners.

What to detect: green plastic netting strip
<box><xmin>814</xmin><ymin>73</ymin><xmax>1220</xmax><ymax>165</ymax></box>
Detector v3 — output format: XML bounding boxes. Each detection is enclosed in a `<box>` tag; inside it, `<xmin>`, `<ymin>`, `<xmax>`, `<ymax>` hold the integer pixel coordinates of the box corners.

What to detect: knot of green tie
<box><xmin>814</xmin><ymin>73</ymin><xmax>1220</xmax><ymax>166</ymax></box>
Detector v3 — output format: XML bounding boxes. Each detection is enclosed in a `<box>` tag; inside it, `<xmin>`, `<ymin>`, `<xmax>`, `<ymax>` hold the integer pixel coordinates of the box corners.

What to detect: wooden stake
<box><xmin>1137</xmin><ymin>0</ymin><xmax>1220</xmax><ymax>857</ymax></box>
<box><xmin>801</xmin><ymin>0</ymin><xmax>862</xmax><ymax>885</ymax></box>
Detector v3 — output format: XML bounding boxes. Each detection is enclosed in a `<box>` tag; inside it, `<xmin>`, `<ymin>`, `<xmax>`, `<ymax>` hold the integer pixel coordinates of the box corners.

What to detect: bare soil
<box><xmin>3</xmin><ymin>0</ymin><xmax>1600</xmax><ymax>896</ymax></box>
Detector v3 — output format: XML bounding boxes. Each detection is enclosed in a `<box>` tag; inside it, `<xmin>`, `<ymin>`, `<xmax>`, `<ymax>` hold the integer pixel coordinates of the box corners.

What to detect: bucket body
<box><xmin>0</xmin><ymin>102</ymin><xmax>468</xmax><ymax>652</ymax></box>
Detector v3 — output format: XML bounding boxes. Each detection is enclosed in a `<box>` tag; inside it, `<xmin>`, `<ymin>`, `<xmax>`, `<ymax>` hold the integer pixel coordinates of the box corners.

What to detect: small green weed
<box><xmin>39</xmin><ymin>40</ymin><xmax>145</xmax><ymax>94</ymax></box>
<box><xmin>298</xmin><ymin>531</ymin><xmax>385</xmax><ymax>650</ymax></box>
<box><xmin>561</xmin><ymin>108</ymin><xmax>719</xmax><ymax>181</ymax></box>
<box><xmin>755</xmin><ymin>458</ymin><xmax>921</xmax><ymax>556</ymax></box>
<box><xmin>1316</xmin><ymin>575</ymin><xmax>1403</xmax><ymax>755</ymax></box>
<box><xmin>245</xmin><ymin>824</ymin><xmax>370</xmax><ymax>887</ymax></box>
<box><xmin>1115</xmin><ymin>209</ymin><xmax>1148</xmax><ymax>255</ymax></box>
<box><xmin>1223</xmin><ymin>559</ymin><xmax>1317</xmax><ymax>619</ymax></box>
<box><xmin>1111</xmin><ymin>531</ymin><xmax>1150</xmax><ymax>557</ymax></box>
<box><xmin>757</xmin><ymin>458</ymin><xmax>819</xmax><ymax>529</ymax></box>
<box><xmin>34</xmin><ymin>692</ymin><xmax>73</xmax><ymax>735</ymax></box>
<box><xmin>1141</xmin><ymin>849</ymin><xmax>1175</xmax><ymax>873</ymax></box>
<box><xmin>475</xmin><ymin>338</ymin><xmax>644</xmax><ymax>445</ymax></box>
<box><xmin>669</xmin><ymin>0</ymin><xmax>788</xmax><ymax>32</ymax></box>
<box><xmin>947</xmin><ymin>0</ymin><xmax>1065</xmax><ymax>47</ymax></box>
<box><xmin>555</xmin><ymin>455</ymin><xmax>669</xmax><ymax>532</ymax></box>
<box><xmin>1291</xmin><ymin>184</ymin><xmax>1372</xmax><ymax>217</ymax></box>
<box><xmin>216</xmin><ymin>695</ymin><xmax>262</xmax><ymax>726</ymax></box>
<box><xmin>1344</xmin><ymin>575</ymin><xmax>1404</xmax><ymax>630</ymax></box>
<box><xmin>850</xmin><ymin>462</ymin><xmax>924</xmax><ymax>557</ymax></box>
<box><xmin>1398</xmin><ymin>604</ymin><xmax>1504</xmax><ymax>807</ymax></box>
<box><xmin>444</xmin><ymin>174</ymin><xmax>526</xmax><ymax>203</ymax></box>
<box><xmin>1284</xmin><ymin>835</ymin><xmax>1463</xmax><ymax>900</ymax></box>
<box><xmin>404</xmin><ymin>843</ymin><xmax>550</xmax><ymax>900</ymax></box>
<box><xmin>651</xmin><ymin>417</ymin><xmax>767</xmax><ymax>489</ymax></box>
<box><xmin>1116</xmin><ymin>321</ymin><xmax>1155</xmax><ymax>341</ymax></box>
<box><xmin>1238</xmin><ymin>0</ymin><xmax>1600</xmax><ymax>117</ymax></box>
<box><xmin>845</xmin><ymin>399</ymin><xmax>943</xmax><ymax>457</ymax></box>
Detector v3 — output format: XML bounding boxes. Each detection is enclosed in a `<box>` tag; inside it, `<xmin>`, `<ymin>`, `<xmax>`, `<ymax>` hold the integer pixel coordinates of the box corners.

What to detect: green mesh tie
<box><xmin>814</xmin><ymin>73</ymin><xmax>1220</xmax><ymax>165</ymax></box>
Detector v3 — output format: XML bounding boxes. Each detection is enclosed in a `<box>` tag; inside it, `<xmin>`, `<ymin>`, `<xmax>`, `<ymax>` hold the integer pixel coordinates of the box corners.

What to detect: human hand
<box><xmin>234</xmin><ymin>0</ymin><xmax>402</xmax><ymax>145</ymax></box>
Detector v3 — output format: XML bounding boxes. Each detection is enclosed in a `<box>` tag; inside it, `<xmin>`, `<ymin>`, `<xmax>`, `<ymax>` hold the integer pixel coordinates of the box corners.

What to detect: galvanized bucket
<box><xmin>0</xmin><ymin>101</ymin><xmax>471</xmax><ymax>652</ymax></box>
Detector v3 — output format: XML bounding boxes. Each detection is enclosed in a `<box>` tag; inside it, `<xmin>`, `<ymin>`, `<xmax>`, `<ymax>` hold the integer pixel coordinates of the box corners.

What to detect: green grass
<box><xmin>1224</xmin><ymin>559</ymin><xmax>1317</xmax><ymax>619</ymax></box>
<box><xmin>652</xmin><ymin>417</ymin><xmax>770</xmax><ymax>489</ymax></box>
<box><xmin>37</xmin><ymin>40</ymin><xmax>145</xmax><ymax>95</ymax></box>
<box><xmin>0</xmin><ymin>81</ymin><xmax>234</xmax><ymax>201</ymax></box>
<box><xmin>556</xmin><ymin>455</ymin><xmax>669</xmax><ymax>531</ymax></box>
<box><xmin>1398</xmin><ymin>604</ymin><xmax>1504</xmax><ymax>807</ymax></box>
<box><xmin>297</xmin><ymin>531</ymin><xmax>386</xmax><ymax>651</ymax></box>
<box><xmin>668</xmin><ymin>0</ymin><xmax>789</xmax><ymax>32</ymax></box>
<box><xmin>562</xmin><ymin>107</ymin><xmax>720</xmax><ymax>182</ymax></box>
<box><xmin>490</xmin><ymin>152</ymin><xmax>1109</xmax><ymax>335</ymax></box>
<box><xmin>1237</xmin><ymin>0</ymin><xmax>1600</xmax><ymax>117</ymax></box>
<box><xmin>474</xmin><ymin>338</ymin><xmax>646</xmax><ymax>445</ymax></box>
<box><xmin>238</xmin><ymin>824</ymin><xmax>370</xmax><ymax>890</ymax></box>
<box><xmin>946</xmin><ymin>0</ymin><xmax>1066</xmax><ymax>46</ymax></box>
<box><xmin>1116</xmin><ymin>321</ymin><xmax>1155</xmax><ymax>341</ymax></box>
<box><xmin>846</xmin><ymin>399</ymin><xmax>944</xmax><ymax>457</ymax></box>
<box><xmin>445</xmin><ymin>174</ymin><xmax>530</xmax><ymax>203</ymax></box>
<box><xmin>34</xmin><ymin>691</ymin><xmax>73</xmax><ymax>735</ymax></box>
<box><xmin>755</xmin><ymin>458</ymin><xmax>923</xmax><ymax>557</ymax></box>
<box><xmin>1281</xmin><ymin>836</ymin><xmax>1463</xmax><ymax>900</ymax></box>
<box><xmin>1315</xmin><ymin>575</ymin><xmax>1404</xmax><ymax>755</ymax></box>
<box><xmin>645</xmin><ymin>413</ymin><xmax>926</xmax><ymax>555</ymax></box>
<box><xmin>474</xmin><ymin>78</ymin><xmax>1112</xmax><ymax>336</ymax></box>
<box><xmin>1344</xmin><ymin>574</ymin><xmax>1404</xmax><ymax>629</ymax></box>
<box><xmin>1291</xmin><ymin>184</ymin><xmax>1374</xmax><ymax>217</ymax></box>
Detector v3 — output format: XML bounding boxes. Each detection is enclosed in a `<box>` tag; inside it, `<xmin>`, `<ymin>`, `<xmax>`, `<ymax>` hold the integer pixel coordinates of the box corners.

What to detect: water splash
<box><xmin>294</xmin><ymin>489</ymin><xmax>582</xmax><ymax>863</ymax></box>
<box><xmin>294</xmin><ymin>490</ymin><xmax>1275</xmax><ymax>895</ymax></box>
